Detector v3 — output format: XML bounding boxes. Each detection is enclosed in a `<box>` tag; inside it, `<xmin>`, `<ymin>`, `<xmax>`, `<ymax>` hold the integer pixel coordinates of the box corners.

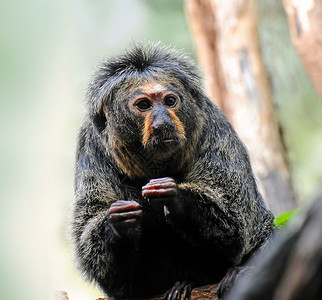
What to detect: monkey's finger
<box><xmin>110</xmin><ymin>202</ymin><xmax>141</xmax><ymax>212</ymax></box>
<box><xmin>110</xmin><ymin>203</ymin><xmax>141</xmax><ymax>211</ymax></box>
<box><xmin>147</xmin><ymin>177</ymin><xmax>175</xmax><ymax>184</ymax></box>
<box><xmin>111</xmin><ymin>200</ymin><xmax>130</xmax><ymax>206</ymax></box>
<box><xmin>109</xmin><ymin>206</ymin><xmax>142</xmax><ymax>216</ymax></box>
<box><xmin>149</xmin><ymin>177</ymin><xmax>175</xmax><ymax>182</ymax></box>
<box><xmin>164</xmin><ymin>281</ymin><xmax>181</xmax><ymax>300</ymax></box>
<box><xmin>142</xmin><ymin>188</ymin><xmax>177</xmax><ymax>197</ymax></box>
<box><xmin>182</xmin><ymin>282</ymin><xmax>194</xmax><ymax>299</ymax></box>
<box><xmin>142</xmin><ymin>181</ymin><xmax>177</xmax><ymax>190</ymax></box>
<box><xmin>119</xmin><ymin>218</ymin><xmax>139</xmax><ymax>225</ymax></box>
<box><xmin>109</xmin><ymin>210</ymin><xmax>143</xmax><ymax>220</ymax></box>
<box><xmin>109</xmin><ymin>206</ymin><xmax>141</xmax><ymax>215</ymax></box>
<box><xmin>142</xmin><ymin>183</ymin><xmax>177</xmax><ymax>193</ymax></box>
<box><xmin>109</xmin><ymin>210</ymin><xmax>142</xmax><ymax>221</ymax></box>
<box><xmin>111</xmin><ymin>200</ymin><xmax>140</xmax><ymax>207</ymax></box>
<box><xmin>110</xmin><ymin>216</ymin><xmax>142</xmax><ymax>227</ymax></box>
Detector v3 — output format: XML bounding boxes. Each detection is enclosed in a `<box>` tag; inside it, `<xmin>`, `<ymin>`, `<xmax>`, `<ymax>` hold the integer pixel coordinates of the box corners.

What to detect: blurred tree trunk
<box><xmin>185</xmin><ymin>0</ymin><xmax>296</xmax><ymax>215</ymax></box>
<box><xmin>226</xmin><ymin>188</ymin><xmax>322</xmax><ymax>300</ymax></box>
<box><xmin>282</xmin><ymin>0</ymin><xmax>322</xmax><ymax>100</ymax></box>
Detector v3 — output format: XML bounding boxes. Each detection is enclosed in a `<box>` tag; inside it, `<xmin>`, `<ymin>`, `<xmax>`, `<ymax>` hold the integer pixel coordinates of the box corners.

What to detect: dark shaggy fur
<box><xmin>70</xmin><ymin>42</ymin><xmax>274</xmax><ymax>299</ymax></box>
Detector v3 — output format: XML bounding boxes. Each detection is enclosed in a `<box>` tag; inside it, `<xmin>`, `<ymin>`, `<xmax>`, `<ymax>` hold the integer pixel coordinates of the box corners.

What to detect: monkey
<box><xmin>70</xmin><ymin>42</ymin><xmax>274</xmax><ymax>300</ymax></box>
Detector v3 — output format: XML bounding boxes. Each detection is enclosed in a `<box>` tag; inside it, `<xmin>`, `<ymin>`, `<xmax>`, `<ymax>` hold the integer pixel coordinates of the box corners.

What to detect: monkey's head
<box><xmin>86</xmin><ymin>43</ymin><xmax>207</xmax><ymax>179</ymax></box>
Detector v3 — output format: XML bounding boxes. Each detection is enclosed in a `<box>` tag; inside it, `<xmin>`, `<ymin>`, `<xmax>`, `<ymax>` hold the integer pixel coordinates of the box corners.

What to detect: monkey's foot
<box><xmin>217</xmin><ymin>266</ymin><xmax>254</xmax><ymax>299</ymax></box>
<box><xmin>164</xmin><ymin>281</ymin><xmax>194</xmax><ymax>300</ymax></box>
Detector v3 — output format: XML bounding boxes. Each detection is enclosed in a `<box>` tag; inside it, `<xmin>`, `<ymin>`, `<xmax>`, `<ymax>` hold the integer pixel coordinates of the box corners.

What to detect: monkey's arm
<box><xmin>178</xmin><ymin>180</ymin><xmax>272</xmax><ymax>263</ymax></box>
<box><xmin>71</xmin><ymin>173</ymin><xmax>142</xmax><ymax>286</ymax></box>
<box><xmin>143</xmin><ymin>177</ymin><xmax>273</xmax><ymax>265</ymax></box>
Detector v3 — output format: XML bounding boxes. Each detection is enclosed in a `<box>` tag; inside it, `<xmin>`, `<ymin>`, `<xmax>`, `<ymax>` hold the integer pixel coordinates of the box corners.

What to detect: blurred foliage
<box><xmin>0</xmin><ymin>0</ymin><xmax>321</xmax><ymax>299</ymax></box>
<box><xmin>142</xmin><ymin>0</ymin><xmax>193</xmax><ymax>52</ymax></box>
<box><xmin>145</xmin><ymin>0</ymin><xmax>184</xmax><ymax>10</ymax></box>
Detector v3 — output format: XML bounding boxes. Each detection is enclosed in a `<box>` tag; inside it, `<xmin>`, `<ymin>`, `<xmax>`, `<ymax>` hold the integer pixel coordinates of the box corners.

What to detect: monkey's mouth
<box><xmin>157</xmin><ymin>137</ymin><xmax>180</xmax><ymax>146</ymax></box>
<box><xmin>162</xmin><ymin>139</ymin><xmax>177</xmax><ymax>144</ymax></box>
<box><xmin>147</xmin><ymin>136</ymin><xmax>181</xmax><ymax>151</ymax></box>
<box><xmin>143</xmin><ymin>135</ymin><xmax>185</xmax><ymax>160</ymax></box>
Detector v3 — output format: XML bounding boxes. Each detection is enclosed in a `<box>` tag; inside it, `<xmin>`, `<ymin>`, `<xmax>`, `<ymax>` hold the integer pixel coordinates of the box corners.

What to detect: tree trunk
<box><xmin>282</xmin><ymin>0</ymin><xmax>322</xmax><ymax>100</ymax></box>
<box><xmin>186</xmin><ymin>0</ymin><xmax>296</xmax><ymax>215</ymax></box>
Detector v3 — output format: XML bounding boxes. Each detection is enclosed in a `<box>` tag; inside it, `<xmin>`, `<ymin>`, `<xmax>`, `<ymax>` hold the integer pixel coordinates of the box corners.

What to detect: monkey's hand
<box><xmin>108</xmin><ymin>200</ymin><xmax>142</xmax><ymax>241</ymax></box>
<box><xmin>142</xmin><ymin>177</ymin><xmax>181</xmax><ymax>217</ymax></box>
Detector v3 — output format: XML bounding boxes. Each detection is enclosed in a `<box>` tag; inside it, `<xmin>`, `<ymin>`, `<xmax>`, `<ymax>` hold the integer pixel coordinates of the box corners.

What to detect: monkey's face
<box><xmin>102</xmin><ymin>76</ymin><xmax>204</xmax><ymax>178</ymax></box>
<box><xmin>127</xmin><ymin>81</ymin><xmax>187</xmax><ymax>159</ymax></box>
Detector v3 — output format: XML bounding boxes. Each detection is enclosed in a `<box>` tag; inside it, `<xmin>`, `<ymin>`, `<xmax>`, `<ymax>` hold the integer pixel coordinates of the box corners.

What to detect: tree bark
<box><xmin>186</xmin><ymin>0</ymin><xmax>296</xmax><ymax>215</ymax></box>
<box><xmin>56</xmin><ymin>285</ymin><xmax>218</xmax><ymax>300</ymax></box>
<box><xmin>282</xmin><ymin>0</ymin><xmax>322</xmax><ymax>100</ymax></box>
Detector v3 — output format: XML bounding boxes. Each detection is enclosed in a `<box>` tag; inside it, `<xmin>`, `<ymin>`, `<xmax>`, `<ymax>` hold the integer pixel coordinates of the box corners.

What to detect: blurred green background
<box><xmin>0</xmin><ymin>0</ymin><xmax>321</xmax><ymax>299</ymax></box>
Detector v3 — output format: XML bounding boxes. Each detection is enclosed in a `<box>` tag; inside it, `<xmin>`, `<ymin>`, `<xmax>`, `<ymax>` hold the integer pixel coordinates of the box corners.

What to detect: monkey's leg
<box><xmin>108</xmin><ymin>200</ymin><xmax>142</xmax><ymax>241</ymax></box>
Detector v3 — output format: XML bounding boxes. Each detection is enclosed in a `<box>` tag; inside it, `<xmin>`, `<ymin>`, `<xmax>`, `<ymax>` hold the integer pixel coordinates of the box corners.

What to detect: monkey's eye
<box><xmin>164</xmin><ymin>95</ymin><xmax>177</xmax><ymax>107</ymax></box>
<box><xmin>135</xmin><ymin>99</ymin><xmax>152</xmax><ymax>111</ymax></box>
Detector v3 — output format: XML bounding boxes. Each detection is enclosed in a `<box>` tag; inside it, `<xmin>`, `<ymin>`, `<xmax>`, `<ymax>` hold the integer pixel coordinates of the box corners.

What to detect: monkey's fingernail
<box><xmin>164</xmin><ymin>205</ymin><xmax>170</xmax><ymax>217</ymax></box>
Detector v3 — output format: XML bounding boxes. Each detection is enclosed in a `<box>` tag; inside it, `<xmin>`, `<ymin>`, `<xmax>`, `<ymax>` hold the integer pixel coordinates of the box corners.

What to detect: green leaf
<box><xmin>274</xmin><ymin>209</ymin><xmax>300</xmax><ymax>228</ymax></box>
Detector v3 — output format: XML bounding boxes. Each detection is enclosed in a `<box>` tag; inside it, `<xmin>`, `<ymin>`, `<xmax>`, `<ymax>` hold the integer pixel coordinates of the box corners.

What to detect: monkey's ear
<box><xmin>93</xmin><ymin>107</ymin><xmax>107</xmax><ymax>133</ymax></box>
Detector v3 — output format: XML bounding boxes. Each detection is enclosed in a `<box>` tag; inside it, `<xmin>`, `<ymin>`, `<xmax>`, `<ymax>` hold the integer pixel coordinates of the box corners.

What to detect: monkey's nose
<box><xmin>151</xmin><ymin>105</ymin><xmax>176</xmax><ymax>134</ymax></box>
<box><xmin>152</xmin><ymin>120</ymin><xmax>175</xmax><ymax>134</ymax></box>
